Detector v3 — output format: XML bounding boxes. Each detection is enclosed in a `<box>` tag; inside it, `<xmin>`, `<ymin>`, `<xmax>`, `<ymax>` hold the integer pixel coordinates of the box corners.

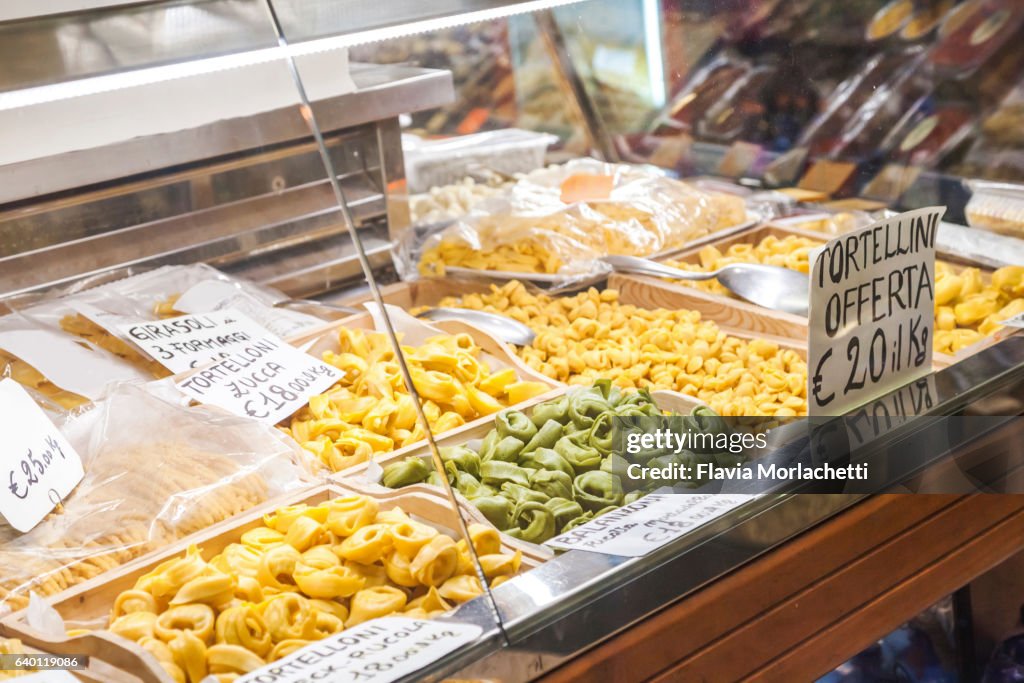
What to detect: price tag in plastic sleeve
<box><xmin>544</xmin><ymin>493</ymin><xmax>759</xmax><ymax>557</ymax></box>
<box><xmin>235</xmin><ymin>618</ymin><xmax>482</xmax><ymax>683</ymax></box>
<box><xmin>117</xmin><ymin>309</ymin><xmax>279</xmax><ymax>373</ymax></box>
<box><xmin>175</xmin><ymin>335</ymin><xmax>341</xmax><ymax>424</ymax></box>
<box><xmin>808</xmin><ymin>207</ymin><xmax>943</xmax><ymax>416</ymax></box>
<box><xmin>0</xmin><ymin>379</ymin><xmax>84</xmax><ymax>532</ymax></box>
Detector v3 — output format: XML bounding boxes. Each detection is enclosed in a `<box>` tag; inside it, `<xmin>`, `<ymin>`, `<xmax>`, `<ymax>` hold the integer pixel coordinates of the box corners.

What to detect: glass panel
<box><xmin>263</xmin><ymin>0</ymin><xmax>512</xmax><ymax>674</ymax></box>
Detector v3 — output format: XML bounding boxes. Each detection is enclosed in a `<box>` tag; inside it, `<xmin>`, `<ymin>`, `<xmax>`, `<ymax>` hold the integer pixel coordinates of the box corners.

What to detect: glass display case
<box><xmin>0</xmin><ymin>2</ymin><xmax>1023</xmax><ymax>682</ymax></box>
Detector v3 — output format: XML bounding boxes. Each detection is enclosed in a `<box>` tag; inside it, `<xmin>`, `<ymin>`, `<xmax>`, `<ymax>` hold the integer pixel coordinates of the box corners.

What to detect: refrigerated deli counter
<box><xmin>1</xmin><ymin>2</ymin><xmax>1024</xmax><ymax>682</ymax></box>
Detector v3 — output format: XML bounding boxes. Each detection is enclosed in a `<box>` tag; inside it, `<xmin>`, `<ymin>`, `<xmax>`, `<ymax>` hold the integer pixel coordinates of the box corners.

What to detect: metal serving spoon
<box><xmin>415</xmin><ymin>307</ymin><xmax>537</xmax><ymax>345</ymax></box>
<box><xmin>603</xmin><ymin>255</ymin><xmax>809</xmax><ymax>316</ymax></box>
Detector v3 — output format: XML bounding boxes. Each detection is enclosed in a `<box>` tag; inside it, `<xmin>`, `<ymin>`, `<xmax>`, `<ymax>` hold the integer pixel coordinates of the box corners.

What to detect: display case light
<box><xmin>0</xmin><ymin>0</ymin><xmax>589</xmax><ymax>111</ymax></box>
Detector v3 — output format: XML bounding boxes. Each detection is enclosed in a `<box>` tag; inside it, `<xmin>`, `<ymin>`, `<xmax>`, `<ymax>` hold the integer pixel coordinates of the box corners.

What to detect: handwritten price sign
<box><xmin>808</xmin><ymin>207</ymin><xmax>943</xmax><ymax>416</ymax></box>
<box><xmin>176</xmin><ymin>336</ymin><xmax>342</xmax><ymax>424</ymax></box>
<box><xmin>0</xmin><ymin>379</ymin><xmax>84</xmax><ymax>532</ymax></box>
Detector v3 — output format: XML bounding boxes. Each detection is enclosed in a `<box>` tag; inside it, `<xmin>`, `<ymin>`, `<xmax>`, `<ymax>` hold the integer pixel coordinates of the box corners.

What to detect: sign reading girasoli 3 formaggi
<box><xmin>808</xmin><ymin>207</ymin><xmax>943</xmax><ymax>417</ymax></box>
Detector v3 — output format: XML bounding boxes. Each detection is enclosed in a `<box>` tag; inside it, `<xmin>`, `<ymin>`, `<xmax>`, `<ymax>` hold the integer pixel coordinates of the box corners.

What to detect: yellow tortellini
<box><xmin>0</xmin><ymin>639</ymin><xmax>36</xmax><ymax>680</ymax></box>
<box><xmin>933</xmin><ymin>264</ymin><xmax>1024</xmax><ymax>354</ymax></box>
<box><xmin>107</xmin><ymin>496</ymin><xmax>521</xmax><ymax>681</ymax></box>
<box><xmin>651</xmin><ymin>233</ymin><xmax>1024</xmax><ymax>357</ymax></box>
<box><xmin>427</xmin><ymin>281</ymin><xmax>808</xmax><ymax>417</ymax></box>
<box><xmin>282</xmin><ymin>327</ymin><xmax>549</xmax><ymax>472</ymax></box>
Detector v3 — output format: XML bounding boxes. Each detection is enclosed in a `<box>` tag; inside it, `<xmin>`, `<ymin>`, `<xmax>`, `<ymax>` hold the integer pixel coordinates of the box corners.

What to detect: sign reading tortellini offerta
<box><xmin>808</xmin><ymin>207</ymin><xmax>943</xmax><ymax>416</ymax></box>
<box><xmin>0</xmin><ymin>379</ymin><xmax>84</xmax><ymax>532</ymax></box>
<box><xmin>235</xmin><ymin>618</ymin><xmax>482</xmax><ymax>683</ymax></box>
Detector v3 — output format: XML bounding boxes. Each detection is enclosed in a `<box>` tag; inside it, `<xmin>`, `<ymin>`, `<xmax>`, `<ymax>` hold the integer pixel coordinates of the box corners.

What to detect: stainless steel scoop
<box><xmin>416</xmin><ymin>307</ymin><xmax>537</xmax><ymax>345</ymax></box>
<box><xmin>275</xmin><ymin>299</ymin><xmax>535</xmax><ymax>345</ymax></box>
<box><xmin>603</xmin><ymin>255</ymin><xmax>809</xmax><ymax>316</ymax></box>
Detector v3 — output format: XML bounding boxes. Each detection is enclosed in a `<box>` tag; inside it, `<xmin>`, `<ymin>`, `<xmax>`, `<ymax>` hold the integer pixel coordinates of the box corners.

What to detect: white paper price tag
<box><xmin>235</xmin><ymin>618</ymin><xmax>482</xmax><ymax>683</ymax></box>
<box><xmin>175</xmin><ymin>336</ymin><xmax>342</xmax><ymax>424</ymax></box>
<box><xmin>0</xmin><ymin>379</ymin><xmax>84</xmax><ymax>532</ymax></box>
<box><xmin>545</xmin><ymin>493</ymin><xmax>758</xmax><ymax>557</ymax></box>
<box><xmin>808</xmin><ymin>207</ymin><xmax>943</xmax><ymax>416</ymax></box>
<box><xmin>117</xmin><ymin>309</ymin><xmax>277</xmax><ymax>373</ymax></box>
<box><xmin>173</xmin><ymin>280</ymin><xmax>323</xmax><ymax>338</ymax></box>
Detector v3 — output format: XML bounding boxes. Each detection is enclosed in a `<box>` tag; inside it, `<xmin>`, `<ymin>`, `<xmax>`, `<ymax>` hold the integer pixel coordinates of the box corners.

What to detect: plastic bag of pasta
<box><xmin>0</xmin><ymin>311</ymin><xmax>152</xmax><ymax>410</ymax></box>
<box><xmin>411</xmin><ymin>158</ymin><xmax>750</xmax><ymax>284</ymax></box>
<box><xmin>8</xmin><ymin>264</ymin><xmax>324</xmax><ymax>382</ymax></box>
<box><xmin>0</xmin><ymin>382</ymin><xmax>321</xmax><ymax>615</ymax></box>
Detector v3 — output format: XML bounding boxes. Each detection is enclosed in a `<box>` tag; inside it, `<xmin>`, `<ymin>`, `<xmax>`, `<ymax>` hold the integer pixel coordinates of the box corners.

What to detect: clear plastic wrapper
<box><xmin>0</xmin><ymin>312</ymin><xmax>151</xmax><ymax>409</ymax></box>
<box><xmin>0</xmin><ymin>383</ymin><xmax>320</xmax><ymax>614</ymax></box>
<box><xmin>648</xmin><ymin>54</ymin><xmax>751</xmax><ymax>135</ymax></box>
<box><xmin>696</xmin><ymin>65</ymin><xmax>777</xmax><ymax>143</ymax></box>
<box><xmin>929</xmin><ymin>0</ymin><xmax>1024</xmax><ymax>77</ymax></box>
<box><xmin>5</xmin><ymin>265</ymin><xmax>324</xmax><ymax>381</ymax></box>
<box><xmin>964</xmin><ymin>180</ymin><xmax>1024</xmax><ymax>238</ymax></box>
<box><xmin>407</xmin><ymin>159</ymin><xmax>751</xmax><ymax>285</ymax></box>
<box><xmin>403</xmin><ymin>129</ymin><xmax>558</xmax><ymax>193</ymax></box>
<box><xmin>797</xmin><ymin>48</ymin><xmax>925</xmax><ymax>158</ymax></box>
<box><xmin>409</xmin><ymin>175</ymin><xmax>517</xmax><ymax>225</ymax></box>
<box><xmin>880</xmin><ymin>102</ymin><xmax>976</xmax><ymax>168</ymax></box>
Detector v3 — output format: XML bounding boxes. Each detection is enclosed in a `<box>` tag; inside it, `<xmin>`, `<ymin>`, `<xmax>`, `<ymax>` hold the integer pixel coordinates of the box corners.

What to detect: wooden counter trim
<box><xmin>747</xmin><ymin>500</ymin><xmax>1024</xmax><ymax>681</ymax></box>
<box><xmin>540</xmin><ymin>495</ymin><xmax>1024</xmax><ymax>683</ymax></box>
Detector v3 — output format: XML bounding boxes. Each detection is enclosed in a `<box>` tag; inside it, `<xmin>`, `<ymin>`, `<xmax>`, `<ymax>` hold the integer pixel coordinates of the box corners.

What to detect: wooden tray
<box><xmin>0</xmin><ymin>482</ymin><xmax>544</xmax><ymax>683</ymax></box>
<box><xmin>319</xmin><ymin>277</ymin><xmax>808</xmax><ymax>361</ymax></box>
<box><xmin>283</xmin><ymin>315</ymin><xmax>563</xmax><ymax>472</ymax></box>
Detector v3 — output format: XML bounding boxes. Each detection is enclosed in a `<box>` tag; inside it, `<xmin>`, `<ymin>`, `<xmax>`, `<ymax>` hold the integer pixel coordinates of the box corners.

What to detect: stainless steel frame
<box><xmin>0</xmin><ymin>63</ymin><xmax>453</xmax><ymax>300</ymax></box>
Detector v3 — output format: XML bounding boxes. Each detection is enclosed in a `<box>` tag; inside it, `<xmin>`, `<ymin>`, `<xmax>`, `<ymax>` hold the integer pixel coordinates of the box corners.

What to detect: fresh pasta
<box><xmin>282</xmin><ymin>327</ymin><xmax>549</xmax><ymax>472</ymax></box>
<box><xmin>419</xmin><ymin>171</ymin><xmax>747</xmax><ymax>276</ymax></box>
<box><xmin>933</xmin><ymin>264</ymin><xmax>1024</xmax><ymax>354</ymax></box>
<box><xmin>0</xmin><ymin>351</ymin><xmax>88</xmax><ymax>409</ymax></box>
<box><xmin>59</xmin><ymin>314</ymin><xmax>171</xmax><ymax>378</ymax></box>
<box><xmin>384</xmin><ymin>381</ymin><xmax>746</xmax><ymax>540</ymax></box>
<box><xmin>0</xmin><ymin>639</ymin><xmax>35</xmax><ymax>679</ymax></box>
<box><xmin>426</xmin><ymin>281</ymin><xmax>808</xmax><ymax>417</ymax></box>
<box><xmin>652</xmin><ymin>234</ymin><xmax>1024</xmax><ymax>356</ymax></box>
<box><xmin>104</xmin><ymin>495</ymin><xmax>521</xmax><ymax>682</ymax></box>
